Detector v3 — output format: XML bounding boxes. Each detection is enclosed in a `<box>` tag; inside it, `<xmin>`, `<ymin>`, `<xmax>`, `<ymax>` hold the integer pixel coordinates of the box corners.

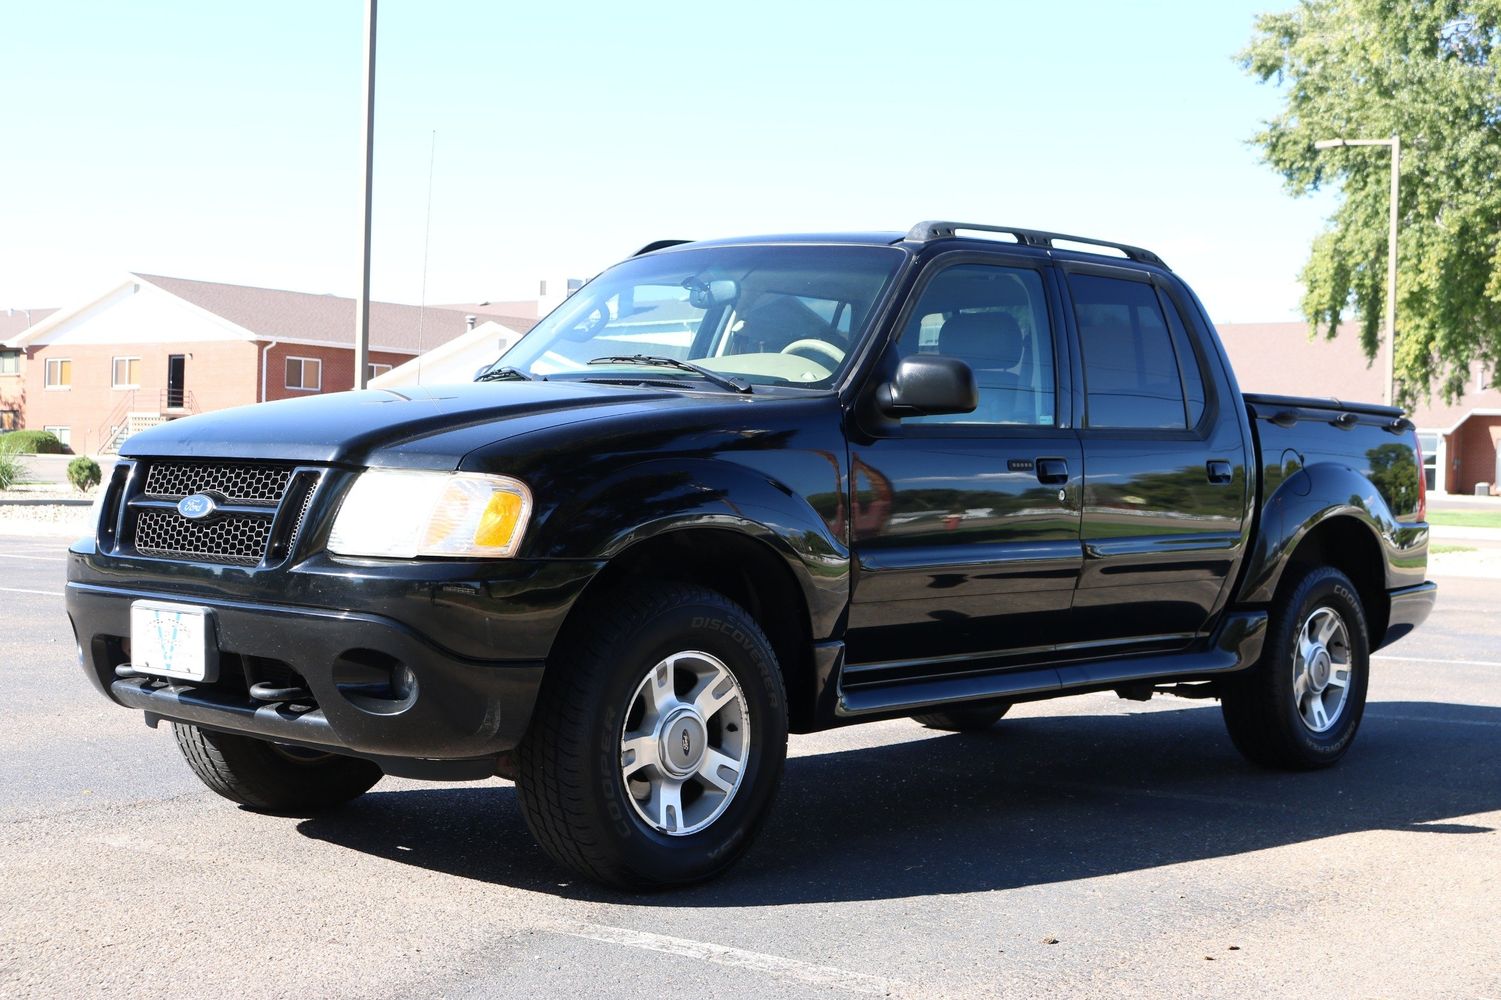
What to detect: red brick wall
<box><xmin>1448</xmin><ymin>415</ymin><xmax>1501</xmax><ymax>495</ymax></box>
<box><xmin>260</xmin><ymin>343</ymin><xmax>410</xmax><ymax>402</ymax></box>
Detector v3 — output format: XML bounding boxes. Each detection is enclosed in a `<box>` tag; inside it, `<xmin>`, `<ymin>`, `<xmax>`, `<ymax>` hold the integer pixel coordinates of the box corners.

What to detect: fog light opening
<box><xmin>333</xmin><ymin>648</ymin><xmax>418</xmax><ymax>715</ymax></box>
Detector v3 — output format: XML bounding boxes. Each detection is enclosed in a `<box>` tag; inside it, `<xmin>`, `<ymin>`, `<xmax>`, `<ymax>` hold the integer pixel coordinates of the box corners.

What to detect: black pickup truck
<box><xmin>66</xmin><ymin>221</ymin><xmax>1434</xmax><ymax>889</ymax></box>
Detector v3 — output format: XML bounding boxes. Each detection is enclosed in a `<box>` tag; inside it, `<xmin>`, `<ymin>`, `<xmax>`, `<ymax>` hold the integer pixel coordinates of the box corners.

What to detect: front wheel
<box><xmin>172</xmin><ymin>724</ymin><xmax>382</xmax><ymax>811</ymax></box>
<box><xmin>1220</xmin><ymin>566</ymin><xmax>1370</xmax><ymax>770</ymax></box>
<box><xmin>515</xmin><ymin>582</ymin><xmax>788</xmax><ymax>889</ymax></box>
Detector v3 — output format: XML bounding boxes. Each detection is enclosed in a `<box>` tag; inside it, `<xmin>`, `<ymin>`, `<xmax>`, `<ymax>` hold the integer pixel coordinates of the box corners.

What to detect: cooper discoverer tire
<box><xmin>1220</xmin><ymin>565</ymin><xmax>1370</xmax><ymax>770</ymax></box>
<box><xmin>172</xmin><ymin>723</ymin><xmax>383</xmax><ymax>811</ymax></box>
<box><xmin>514</xmin><ymin>581</ymin><xmax>788</xmax><ymax>890</ymax></box>
<box><xmin>912</xmin><ymin>701</ymin><xmax>1011</xmax><ymax>732</ymax></box>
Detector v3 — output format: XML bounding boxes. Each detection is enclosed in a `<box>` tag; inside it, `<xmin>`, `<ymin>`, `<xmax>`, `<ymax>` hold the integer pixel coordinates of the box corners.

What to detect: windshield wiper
<box><xmin>475</xmin><ymin>365</ymin><xmax>541</xmax><ymax>382</ymax></box>
<box><xmin>587</xmin><ymin>355</ymin><xmax>752</xmax><ymax>394</ymax></box>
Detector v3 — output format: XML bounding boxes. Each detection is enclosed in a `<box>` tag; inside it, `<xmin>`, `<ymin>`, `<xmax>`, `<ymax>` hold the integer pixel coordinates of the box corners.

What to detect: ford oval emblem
<box><xmin>177</xmin><ymin>493</ymin><xmax>218</xmax><ymax>520</ymax></box>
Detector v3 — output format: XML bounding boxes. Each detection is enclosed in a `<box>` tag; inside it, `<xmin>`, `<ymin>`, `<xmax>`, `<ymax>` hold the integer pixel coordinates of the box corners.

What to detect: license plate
<box><xmin>129</xmin><ymin>601</ymin><xmax>218</xmax><ymax>682</ymax></box>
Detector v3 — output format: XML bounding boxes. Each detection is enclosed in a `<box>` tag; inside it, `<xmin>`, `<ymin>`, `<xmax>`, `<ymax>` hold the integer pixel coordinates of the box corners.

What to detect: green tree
<box><xmin>1243</xmin><ymin>0</ymin><xmax>1501</xmax><ymax>404</ymax></box>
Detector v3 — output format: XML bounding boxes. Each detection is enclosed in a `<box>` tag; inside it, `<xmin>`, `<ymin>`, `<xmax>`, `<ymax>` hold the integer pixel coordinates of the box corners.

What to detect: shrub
<box><xmin>0</xmin><ymin>452</ymin><xmax>24</xmax><ymax>491</ymax></box>
<box><xmin>0</xmin><ymin>430</ymin><xmax>68</xmax><ymax>455</ymax></box>
<box><xmin>67</xmin><ymin>456</ymin><xmax>102</xmax><ymax>492</ymax></box>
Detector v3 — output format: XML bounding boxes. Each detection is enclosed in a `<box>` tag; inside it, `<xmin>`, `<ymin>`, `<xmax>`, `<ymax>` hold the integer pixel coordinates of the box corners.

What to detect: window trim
<box><xmin>111</xmin><ymin>355</ymin><xmax>142</xmax><ymax>389</ymax></box>
<box><xmin>284</xmin><ymin>355</ymin><xmax>323</xmax><ymax>392</ymax></box>
<box><xmin>0</xmin><ymin>350</ymin><xmax>20</xmax><ymax>376</ymax></box>
<box><xmin>44</xmin><ymin>357</ymin><xmax>72</xmax><ymax>389</ymax></box>
<box><xmin>366</xmin><ymin>362</ymin><xmax>392</xmax><ymax>379</ymax></box>
<box><xmin>42</xmin><ymin>424</ymin><xmax>70</xmax><ymax>446</ymax></box>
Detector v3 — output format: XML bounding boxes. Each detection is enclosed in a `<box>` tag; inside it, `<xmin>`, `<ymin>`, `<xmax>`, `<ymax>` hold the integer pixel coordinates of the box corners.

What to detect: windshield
<box><xmin>491</xmin><ymin>244</ymin><xmax>905</xmax><ymax>388</ymax></box>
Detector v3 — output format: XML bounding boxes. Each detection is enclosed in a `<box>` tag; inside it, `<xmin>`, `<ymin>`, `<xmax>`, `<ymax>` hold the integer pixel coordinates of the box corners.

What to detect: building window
<box><xmin>45</xmin><ymin>358</ymin><xmax>72</xmax><ymax>388</ymax></box>
<box><xmin>0</xmin><ymin>409</ymin><xmax>18</xmax><ymax>431</ymax></box>
<box><xmin>112</xmin><ymin>356</ymin><xmax>142</xmax><ymax>388</ymax></box>
<box><xmin>43</xmin><ymin>425</ymin><xmax>71</xmax><ymax>447</ymax></box>
<box><xmin>367</xmin><ymin>363</ymin><xmax>392</xmax><ymax>380</ymax></box>
<box><xmin>0</xmin><ymin>350</ymin><xmax>19</xmax><ymax>375</ymax></box>
<box><xmin>285</xmin><ymin>356</ymin><xmax>322</xmax><ymax>391</ymax></box>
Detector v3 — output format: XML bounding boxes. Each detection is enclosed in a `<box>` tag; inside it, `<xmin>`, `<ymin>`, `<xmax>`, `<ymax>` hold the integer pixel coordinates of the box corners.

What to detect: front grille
<box><xmin>135</xmin><ymin>509</ymin><xmax>271</xmax><ymax>566</ymax></box>
<box><xmin>121</xmin><ymin>460</ymin><xmax>321</xmax><ymax>567</ymax></box>
<box><xmin>144</xmin><ymin>461</ymin><xmax>291</xmax><ymax>505</ymax></box>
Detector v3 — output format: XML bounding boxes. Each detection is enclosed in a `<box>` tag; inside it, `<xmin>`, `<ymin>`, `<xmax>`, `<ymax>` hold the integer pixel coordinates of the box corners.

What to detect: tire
<box><xmin>1220</xmin><ymin>565</ymin><xmax>1371</xmax><ymax>770</ymax></box>
<box><xmin>514</xmin><ymin>582</ymin><xmax>788</xmax><ymax>890</ymax></box>
<box><xmin>912</xmin><ymin>701</ymin><xmax>1011</xmax><ymax>732</ymax></box>
<box><xmin>172</xmin><ymin>723</ymin><xmax>383</xmax><ymax>812</ymax></box>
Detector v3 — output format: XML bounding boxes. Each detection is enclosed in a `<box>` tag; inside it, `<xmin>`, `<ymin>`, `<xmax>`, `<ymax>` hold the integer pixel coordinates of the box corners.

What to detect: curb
<box><xmin>0</xmin><ymin>498</ymin><xmax>94</xmax><ymax>507</ymax></box>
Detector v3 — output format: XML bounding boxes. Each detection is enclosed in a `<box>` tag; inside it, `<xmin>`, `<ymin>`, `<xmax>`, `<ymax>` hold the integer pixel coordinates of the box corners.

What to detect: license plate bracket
<box><xmin>129</xmin><ymin>601</ymin><xmax>219</xmax><ymax>682</ymax></box>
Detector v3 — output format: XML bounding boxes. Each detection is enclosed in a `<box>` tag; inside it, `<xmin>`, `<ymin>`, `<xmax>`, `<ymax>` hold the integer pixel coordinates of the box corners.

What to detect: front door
<box><xmin>846</xmin><ymin>258</ymin><xmax>1083</xmax><ymax>673</ymax></box>
<box><xmin>167</xmin><ymin>354</ymin><xmax>186</xmax><ymax>409</ymax></box>
<box><xmin>1062</xmin><ymin>266</ymin><xmax>1251</xmax><ymax>650</ymax></box>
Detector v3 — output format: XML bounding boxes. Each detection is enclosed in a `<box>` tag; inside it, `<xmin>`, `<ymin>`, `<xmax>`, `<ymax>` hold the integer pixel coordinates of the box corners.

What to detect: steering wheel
<box><xmin>780</xmin><ymin>339</ymin><xmax>846</xmax><ymax>367</ymax></box>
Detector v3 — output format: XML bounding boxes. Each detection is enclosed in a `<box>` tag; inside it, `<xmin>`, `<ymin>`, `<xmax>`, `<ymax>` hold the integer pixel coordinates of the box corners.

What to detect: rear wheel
<box><xmin>912</xmin><ymin>701</ymin><xmax>1011</xmax><ymax>732</ymax></box>
<box><xmin>1220</xmin><ymin>566</ymin><xmax>1370</xmax><ymax>769</ymax></box>
<box><xmin>172</xmin><ymin>723</ymin><xmax>382</xmax><ymax>811</ymax></box>
<box><xmin>515</xmin><ymin>582</ymin><xmax>788</xmax><ymax>889</ymax></box>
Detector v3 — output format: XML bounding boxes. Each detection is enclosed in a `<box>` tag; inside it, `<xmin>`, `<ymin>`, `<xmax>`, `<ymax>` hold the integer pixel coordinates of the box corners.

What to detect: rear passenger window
<box><xmin>1157</xmin><ymin>288</ymin><xmax>1206</xmax><ymax>426</ymax></box>
<box><xmin>1070</xmin><ymin>274</ymin><xmax>1188</xmax><ymax>429</ymax></box>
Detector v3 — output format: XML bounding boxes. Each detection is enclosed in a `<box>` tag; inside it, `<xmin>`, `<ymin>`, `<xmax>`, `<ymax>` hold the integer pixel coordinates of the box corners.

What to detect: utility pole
<box><xmin>1313</xmin><ymin>135</ymin><xmax>1401</xmax><ymax>407</ymax></box>
<box><xmin>354</xmin><ymin>0</ymin><xmax>377</xmax><ymax>390</ymax></box>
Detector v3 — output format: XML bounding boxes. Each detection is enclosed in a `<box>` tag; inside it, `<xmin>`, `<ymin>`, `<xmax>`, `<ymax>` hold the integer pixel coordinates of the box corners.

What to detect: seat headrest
<box><xmin>938</xmin><ymin>312</ymin><xmax>1024</xmax><ymax>368</ymax></box>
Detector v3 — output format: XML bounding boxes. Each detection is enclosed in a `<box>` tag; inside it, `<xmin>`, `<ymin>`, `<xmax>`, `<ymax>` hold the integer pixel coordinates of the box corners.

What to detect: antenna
<box><xmin>416</xmin><ymin>129</ymin><xmax>437</xmax><ymax>385</ymax></box>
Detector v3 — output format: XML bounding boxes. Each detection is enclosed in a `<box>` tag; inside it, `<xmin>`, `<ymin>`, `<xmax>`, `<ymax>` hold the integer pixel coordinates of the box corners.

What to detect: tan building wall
<box><xmin>21</xmin><ymin>341</ymin><xmax>263</xmax><ymax>454</ymax></box>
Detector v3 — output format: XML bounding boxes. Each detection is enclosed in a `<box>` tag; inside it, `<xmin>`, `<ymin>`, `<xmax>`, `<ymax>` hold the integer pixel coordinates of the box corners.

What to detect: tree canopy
<box><xmin>1243</xmin><ymin>0</ymin><xmax>1501</xmax><ymax>404</ymax></box>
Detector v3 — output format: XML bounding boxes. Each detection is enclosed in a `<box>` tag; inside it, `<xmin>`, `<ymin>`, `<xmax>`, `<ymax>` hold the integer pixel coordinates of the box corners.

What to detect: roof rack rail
<box><xmin>634</xmin><ymin>239</ymin><xmax>695</xmax><ymax>256</ymax></box>
<box><xmin>904</xmin><ymin>221</ymin><xmax>1167</xmax><ymax>268</ymax></box>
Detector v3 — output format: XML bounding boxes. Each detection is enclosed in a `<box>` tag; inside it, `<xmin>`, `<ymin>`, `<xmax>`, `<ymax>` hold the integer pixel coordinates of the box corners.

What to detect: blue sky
<box><xmin>0</xmin><ymin>0</ymin><xmax>1338</xmax><ymax>322</ymax></box>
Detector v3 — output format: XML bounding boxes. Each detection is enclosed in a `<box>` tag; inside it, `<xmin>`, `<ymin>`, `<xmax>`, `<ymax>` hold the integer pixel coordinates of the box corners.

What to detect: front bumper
<box><xmin>66</xmin><ymin>551</ymin><xmax>601</xmax><ymax>761</ymax></box>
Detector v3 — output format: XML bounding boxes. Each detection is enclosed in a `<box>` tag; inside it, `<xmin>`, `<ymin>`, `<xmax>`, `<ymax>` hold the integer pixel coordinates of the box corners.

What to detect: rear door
<box><xmin>845</xmin><ymin>255</ymin><xmax>1083</xmax><ymax>671</ymax></box>
<box><xmin>1062</xmin><ymin>265</ymin><xmax>1251</xmax><ymax>651</ymax></box>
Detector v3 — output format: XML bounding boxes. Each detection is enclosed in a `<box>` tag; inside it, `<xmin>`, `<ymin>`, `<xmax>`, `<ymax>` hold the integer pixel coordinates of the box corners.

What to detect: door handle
<box><xmin>1036</xmin><ymin>458</ymin><xmax>1070</xmax><ymax>485</ymax></box>
<box><xmin>1206</xmin><ymin>460</ymin><xmax>1233</xmax><ymax>485</ymax></box>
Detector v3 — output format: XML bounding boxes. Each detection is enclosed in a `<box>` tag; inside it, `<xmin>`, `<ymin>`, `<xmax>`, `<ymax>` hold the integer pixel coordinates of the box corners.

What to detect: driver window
<box><xmin>896</xmin><ymin>264</ymin><xmax>1056</xmax><ymax>426</ymax></box>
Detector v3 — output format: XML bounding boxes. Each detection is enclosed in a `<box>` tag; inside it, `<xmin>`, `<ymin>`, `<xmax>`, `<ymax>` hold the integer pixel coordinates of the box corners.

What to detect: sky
<box><xmin>0</xmin><ymin>0</ymin><xmax>1340</xmax><ymax>323</ymax></box>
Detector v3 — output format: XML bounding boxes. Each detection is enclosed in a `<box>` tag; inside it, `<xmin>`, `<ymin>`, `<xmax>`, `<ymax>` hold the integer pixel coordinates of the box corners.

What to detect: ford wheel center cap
<box><xmin>177</xmin><ymin>493</ymin><xmax>219</xmax><ymax>520</ymax></box>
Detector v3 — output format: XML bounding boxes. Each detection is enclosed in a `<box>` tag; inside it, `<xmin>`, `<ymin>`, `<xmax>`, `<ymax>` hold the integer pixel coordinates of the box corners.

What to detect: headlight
<box><xmin>329</xmin><ymin>470</ymin><xmax>532</xmax><ymax>558</ymax></box>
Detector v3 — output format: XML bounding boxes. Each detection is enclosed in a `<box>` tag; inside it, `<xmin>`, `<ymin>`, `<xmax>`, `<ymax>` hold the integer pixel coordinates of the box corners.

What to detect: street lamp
<box><xmin>1313</xmin><ymin>135</ymin><xmax>1400</xmax><ymax>407</ymax></box>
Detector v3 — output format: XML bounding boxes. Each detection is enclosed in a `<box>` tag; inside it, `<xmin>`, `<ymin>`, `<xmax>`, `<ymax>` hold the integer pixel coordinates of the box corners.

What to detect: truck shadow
<box><xmin>295</xmin><ymin>700</ymin><xmax>1500</xmax><ymax>905</ymax></box>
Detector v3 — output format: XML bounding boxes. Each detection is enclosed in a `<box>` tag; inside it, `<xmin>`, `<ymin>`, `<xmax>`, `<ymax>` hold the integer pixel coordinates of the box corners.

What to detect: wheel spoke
<box><xmin>620</xmin><ymin>735</ymin><xmax>657</xmax><ymax>776</ymax></box>
<box><xmin>1292</xmin><ymin>668</ymin><xmax>1310</xmax><ymax>702</ymax></box>
<box><xmin>648</xmin><ymin>659</ymin><xmax>679</xmax><ymax>717</ymax></box>
<box><xmin>693</xmin><ymin>664</ymin><xmax>738</xmax><ymax>720</ymax></box>
<box><xmin>1326</xmin><ymin>669</ymin><xmax>1349</xmax><ymax>690</ymax></box>
<box><xmin>696</xmin><ymin>747</ymin><xmax>741</xmax><ymax>793</ymax></box>
<box><xmin>1309</xmin><ymin>698</ymin><xmax>1329</xmax><ymax>730</ymax></box>
<box><xmin>1317</xmin><ymin>612</ymin><xmax>1340</xmax><ymax>646</ymax></box>
<box><xmin>656</xmin><ymin>779</ymin><xmax>684</xmax><ymax>833</ymax></box>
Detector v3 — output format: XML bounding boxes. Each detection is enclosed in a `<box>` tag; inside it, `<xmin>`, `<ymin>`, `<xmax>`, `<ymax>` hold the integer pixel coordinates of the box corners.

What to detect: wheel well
<box><xmin>564</xmin><ymin>528</ymin><xmax>818</xmax><ymax>731</ymax></box>
<box><xmin>1282</xmin><ymin>516</ymin><xmax>1389</xmax><ymax>644</ymax></box>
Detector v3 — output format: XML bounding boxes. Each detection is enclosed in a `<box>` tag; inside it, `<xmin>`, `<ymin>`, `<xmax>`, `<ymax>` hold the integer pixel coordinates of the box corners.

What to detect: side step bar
<box><xmin>834</xmin><ymin>610</ymin><xmax>1268</xmax><ymax>719</ymax></box>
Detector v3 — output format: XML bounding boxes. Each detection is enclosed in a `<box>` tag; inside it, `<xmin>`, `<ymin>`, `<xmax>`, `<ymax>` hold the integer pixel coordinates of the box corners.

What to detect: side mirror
<box><xmin>877</xmin><ymin>355</ymin><xmax>977</xmax><ymax>417</ymax></box>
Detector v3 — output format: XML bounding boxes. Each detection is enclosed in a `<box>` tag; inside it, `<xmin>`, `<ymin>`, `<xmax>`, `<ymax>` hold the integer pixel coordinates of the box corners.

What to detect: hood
<box><xmin>120</xmin><ymin>381</ymin><xmax>683</xmax><ymax>468</ymax></box>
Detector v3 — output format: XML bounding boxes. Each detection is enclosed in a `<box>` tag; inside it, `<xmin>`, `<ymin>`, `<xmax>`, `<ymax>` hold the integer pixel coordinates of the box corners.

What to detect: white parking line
<box><xmin>1375</xmin><ymin>654</ymin><xmax>1501</xmax><ymax>669</ymax></box>
<box><xmin>0</xmin><ymin>552</ymin><xmax>67</xmax><ymax>562</ymax></box>
<box><xmin>1371</xmin><ymin>713</ymin><xmax>1501</xmax><ymax>729</ymax></box>
<box><xmin>541</xmin><ymin>919</ymin><xmax>908</xmax><ymax>996</ymax></box>
<box><xmin>0</xmin><ymin>587</ymin><xmax>64</xmax><ymax>597</ymax></box>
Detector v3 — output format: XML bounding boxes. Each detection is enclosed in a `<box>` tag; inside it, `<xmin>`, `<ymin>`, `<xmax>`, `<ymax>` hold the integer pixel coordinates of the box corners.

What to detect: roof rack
<box><xmin>904</xmin><ymin>221</ymin><xmax>1167</xmax><ymax>268</ymax></box>
<box><xmin>634</xmin><ymin>239</ymin><xmax>695</xmax><ymax>256</ymax></box>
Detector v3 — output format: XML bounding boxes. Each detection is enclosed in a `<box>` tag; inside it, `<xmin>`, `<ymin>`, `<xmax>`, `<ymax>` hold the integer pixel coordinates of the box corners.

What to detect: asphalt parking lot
<box><xmin>2</xmin><ymin>531</ymin><xmax>1497</xmax><ymax>999</ymax></box>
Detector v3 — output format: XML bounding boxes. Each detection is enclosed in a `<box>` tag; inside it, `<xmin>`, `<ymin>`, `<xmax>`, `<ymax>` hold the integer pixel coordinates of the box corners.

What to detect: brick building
<box><xmin>1218</xmin><ymin>321</ymin><xmax>1501</xmax><ymax>496</ymax></box>
<box><xmin>0</xmin><ymin>274</ymin><xmax>532</xmax><ymax>454</ymax></box>
<box><xmin>0</xmin><ymin>308</ymin><xmax>58</xmax><ymax>431</ymax></box>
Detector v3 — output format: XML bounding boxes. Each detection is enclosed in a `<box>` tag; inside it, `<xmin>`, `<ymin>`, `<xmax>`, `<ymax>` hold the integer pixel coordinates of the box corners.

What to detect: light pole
<box><xmin>1313</xmin><ymin>135</ymin><xmax>1400</xmax><ymax>407</ymax></box>
<box><xmin>353</xmin><ymin>0</ymin><xmax>377</xmax><ymax>390</ymax></box>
